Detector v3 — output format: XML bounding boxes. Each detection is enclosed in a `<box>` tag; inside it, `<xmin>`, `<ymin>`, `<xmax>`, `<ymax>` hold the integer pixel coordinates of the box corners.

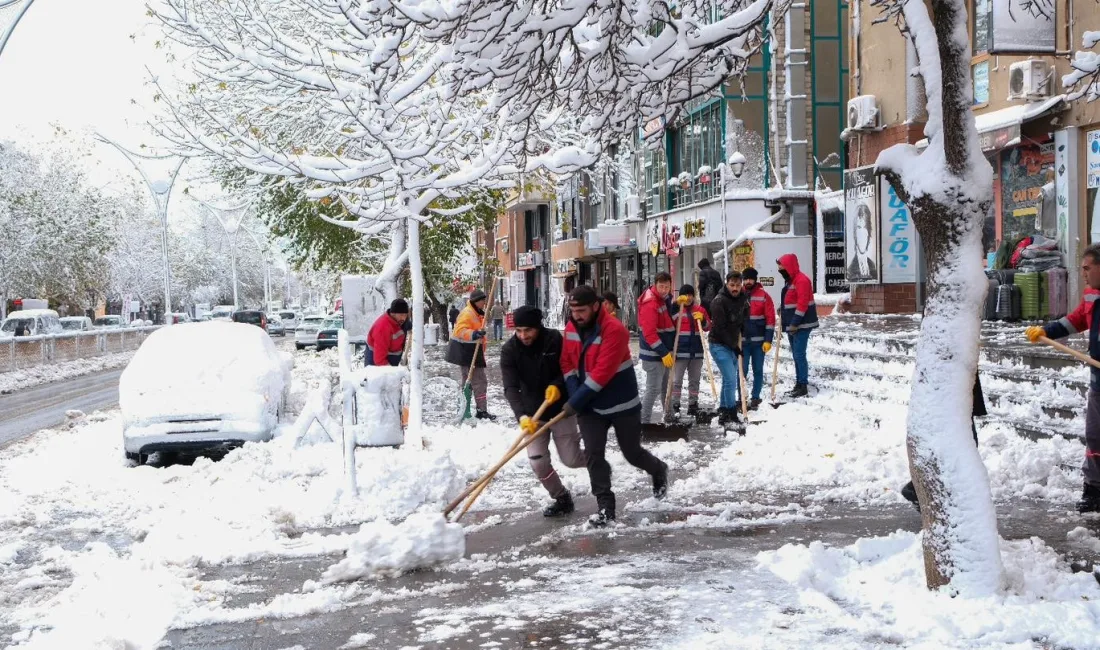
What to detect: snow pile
<box><xmin>119</xmin><ymin>321</ymin><xmax>292</xmax><ymax>425</ymax></box>
<box><xmin>317</xmin><ymin>513</ymin><xmax>465</xmax><ymax>584</ymax></box>
<box><xmin>347</xmin><ymin>365</ymin><xmax>407</xmax><ymax>447</ymax></box>
<box><xmin>760</xmin><ymin>531</ymin><xmax>1100</xmax><ymax>647</ymax></box>
<box><xmin>0</xmin><ymin>352</ymin><xmax>136</xmax><ymax>394</ymax></box>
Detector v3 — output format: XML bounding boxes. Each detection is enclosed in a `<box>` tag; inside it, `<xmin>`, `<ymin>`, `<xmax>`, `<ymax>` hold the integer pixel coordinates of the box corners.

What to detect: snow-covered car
<box><xmin>315</xmin><ymin>316</ymin><xmax>343</xmax><ymax>350</ymax></box>
<box><xmin>294</xmin><ymin>315</ymin><xmax>325</xmax><ymax>350</ymax></box>
<box><xmin>120</xmin><ymin>321</ymin><xmax>293</xmax><ymax>464</ymax></box>
<box><xmin>277</xmin><ymin>310</ymin><xmax>299</xmax><ymax>330</ymax></box>
<box><xmin>0</xmin><ymin>309</ymin><xmax>63</xmax><ymax>337</ymax></box>
<box><xmin>266</xmin><ymin>314</ymin><xmax>286</xmax><ymax>336</ymax></box>
<box><xmin>60</xmin><ymin>316</ymin><xmax>94</xmax><ymax>332</ymax></box>
<box><xmin>210</xmin><ymin>305</ymin><xmax>235</xmax><ymax>321</ymax></box>
<box><xmin>94</xmin><ymin>315</ymin><xmax>123</xmax><ymax>329</ymax></box>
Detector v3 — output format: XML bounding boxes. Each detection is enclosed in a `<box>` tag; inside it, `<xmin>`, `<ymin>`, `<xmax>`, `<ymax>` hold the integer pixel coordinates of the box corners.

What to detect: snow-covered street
<box><xmin>1</xmin><ymin>315</ymin><xmax>1099</xmax><ymax>649</ymax></box>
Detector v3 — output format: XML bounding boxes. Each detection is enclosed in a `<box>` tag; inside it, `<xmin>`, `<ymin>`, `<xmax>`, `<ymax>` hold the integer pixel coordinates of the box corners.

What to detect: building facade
<box><xmin>845</xmin><ymin>0</ymin><xmax>1100</xmax><ymax>313</ymax></box>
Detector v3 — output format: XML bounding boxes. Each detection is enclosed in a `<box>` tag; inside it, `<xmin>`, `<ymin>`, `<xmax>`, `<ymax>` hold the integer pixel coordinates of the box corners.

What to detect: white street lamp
<box><xmin>0</xmin><ymin>0</ymin><xmax>36</xmax><ymax>59</ymax></box>
<box><xmin>192</xmin><ymin>198</ymin><xmax>253</xmax><ymax>311</ymax></box>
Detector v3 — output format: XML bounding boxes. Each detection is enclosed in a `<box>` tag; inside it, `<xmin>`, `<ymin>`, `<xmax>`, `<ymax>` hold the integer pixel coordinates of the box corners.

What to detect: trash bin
<box><xmin>349</xmin><ymin>366</ymin><xmax>408</xmax><ymax>447</ymax></box>
<box><xmin>425</xmin><ymin>323</ymin><xmax>440</xmax><ymax>346</ymax></box>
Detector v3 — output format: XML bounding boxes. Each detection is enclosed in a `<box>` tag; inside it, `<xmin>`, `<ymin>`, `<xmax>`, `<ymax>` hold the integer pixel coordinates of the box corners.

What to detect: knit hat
<box><xmin>388</xmin><ymin>298</ymin><xmax>410</xmax><ymax>314</ymax></box>
<box><xmin>513</xmin><ymin>305</ymin><xmax>543</xmax><ymax>328</ymax></box>
<box><xmin>679</xmin><ymin>284</ymin><xmax>695</xmax><ymax>296</ymax></box>
<box><xmin>469</xmin><ymin>289</ymin><xmax>487</xmax><ymax>304</ymax></box>
<box><xmin>568</xmin><ymin>285</ymin><xmax>600</xmax><ymax>306</ymax></box>
<box><xmin>742</xmin><ymin>267</ymin><xmax>759</xmax><ymax>281</ymax></box>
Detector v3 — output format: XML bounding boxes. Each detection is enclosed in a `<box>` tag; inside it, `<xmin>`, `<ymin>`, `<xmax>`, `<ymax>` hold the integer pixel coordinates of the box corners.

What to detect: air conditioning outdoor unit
<box><xmin>1008</xmin><ymin>60</ymin><xmax>1051</xmax><ymax>101</ymax></box>
<box><xmin>846</xmin><ymin>95</ymin><xmax>879</xmax><ymax>131</ymax></box>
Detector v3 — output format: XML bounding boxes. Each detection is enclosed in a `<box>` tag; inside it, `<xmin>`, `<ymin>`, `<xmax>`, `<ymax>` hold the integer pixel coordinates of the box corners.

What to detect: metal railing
<box><xmin>0</xmin><ymin>327</ymin><xmax>161</xmax><ymax>374</ymax></box>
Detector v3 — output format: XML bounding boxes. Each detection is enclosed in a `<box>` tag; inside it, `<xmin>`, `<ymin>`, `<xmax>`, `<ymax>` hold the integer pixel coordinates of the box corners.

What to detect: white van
<box><xmin>0</xmin><ymin>309</ymin><xmax>63</xmax><ymax>337</ymax></box>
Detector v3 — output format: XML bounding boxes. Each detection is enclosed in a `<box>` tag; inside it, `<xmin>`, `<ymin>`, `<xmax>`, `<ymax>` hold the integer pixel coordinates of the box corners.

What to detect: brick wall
<box><xmin>848</xmin><ymin>123</ymin><xmax>925</xmax><ymax>169</ymax></box>
<box><xmin>849</xmin><ymin>283</ymin><xmax>920</xmax><ymax>314</ymax></box>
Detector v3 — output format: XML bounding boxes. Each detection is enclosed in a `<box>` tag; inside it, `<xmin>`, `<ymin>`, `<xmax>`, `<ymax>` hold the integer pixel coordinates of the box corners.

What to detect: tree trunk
<box><xmin>377</xmin><ymin>221</ymin><xmax>406</xmax><ymax>304</ymax></box>
<box><xmin>406</xmin><ymin>217</ymin><xmax>425</xmax><ymax>447</ymax></box>
<box><xmin>877</xmin><ymin>0</ymin><xmax>1004</xmax><ymax>595</ymax></box>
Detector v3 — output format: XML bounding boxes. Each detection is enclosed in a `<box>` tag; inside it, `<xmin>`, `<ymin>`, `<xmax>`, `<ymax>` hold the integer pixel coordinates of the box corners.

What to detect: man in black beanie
<box><xmin>500</xmin><ymin>305</ymin><xmax>588</xmax><ymax>517</ymax></box>
<box><xmin>365</xmin><ymin>298</ymin><xmax>409</xmax><ymax>366</ymax></box>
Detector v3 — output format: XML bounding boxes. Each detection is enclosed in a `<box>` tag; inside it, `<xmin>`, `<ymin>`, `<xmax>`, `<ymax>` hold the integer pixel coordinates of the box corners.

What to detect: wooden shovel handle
<box><xmin>770</xmin><ymin>331</ymin><xmax>782</xmax><ymax>402</ymax></box>
<box><xmin>737</xmin><ymin>333</ymin><xmax>749</xmax><ymax>418</ymax></box>
<box><xmin>664</xmin><ymin>307</ymin><xmax>686</xmax><ymax>412</ymax></box>
<box><xmin>1038</xmin><ymin>335</ymin><xmax>1100</xmax><ymax>371</ymax></box>
<box><xmin>697</xmin><ymin>317</ymin><xmax>719</xmax><ymax>400</ymax></box>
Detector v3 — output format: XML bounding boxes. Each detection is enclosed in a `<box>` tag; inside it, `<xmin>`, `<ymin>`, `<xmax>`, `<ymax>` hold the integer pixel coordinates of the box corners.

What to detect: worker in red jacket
<box><xmin>778</xmin><ymin>253</ymin><xmax>817</xmax><ymax>398</ymax></box>
<box><xmin>561</xmin><ymin>285</ymin><xmax>668</xmax><ymax>528</ymax></box>
<box><xmin>637</xmin><ymin>271</ymin><xmax>677</xmax><ymax>423</ymax></box>
<box><xmin>742</xmin><ymin>268</ymin><xmax>776</xmax><ymax>409</ymax></box>
<box><xmin>365</xmin><ymin>299</ymin><xmax>409</xmax><ymax>366</ymax></box>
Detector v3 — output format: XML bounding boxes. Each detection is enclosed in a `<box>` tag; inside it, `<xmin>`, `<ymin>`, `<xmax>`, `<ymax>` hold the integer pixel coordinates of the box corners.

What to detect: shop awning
<box><xmin>913</xmin><ymin>96</ymin><xmax>1066</xmax><ymax>152</ymax></box>
<box><xmin>974</xmin><ymin>96</ymin><xmax>1065</xmax><ymax>152</ymax></box>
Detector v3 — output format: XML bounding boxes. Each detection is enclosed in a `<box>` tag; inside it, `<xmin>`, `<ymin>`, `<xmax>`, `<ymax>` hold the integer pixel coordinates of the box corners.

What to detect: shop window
<box><xmin>972</xmin><ymin>60</ymin><xmax>990</xmax><ymax>106</ymax></box>
<box><xmin>999</xmin><ymin>141</ymin><xmax>1054</xmax><ymax>242</ymax></box>
<box><xmin>972</xmin><ymin>0</ymin><xmax>991</xmax><ymax>54</ymax></box>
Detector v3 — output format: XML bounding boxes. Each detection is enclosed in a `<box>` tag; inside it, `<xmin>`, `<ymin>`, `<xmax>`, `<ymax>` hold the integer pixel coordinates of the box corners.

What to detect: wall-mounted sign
<box><xmin>732</xmin><ymin>241</ymin><xmax>755</xmax><ymax>272</ymax></box>
<box><xmin>517</xmin><ymin>252</ymin><xmax>536</xmax><ymax>269</ymax></box>
<box><xmin>598</xmin><ymin>223</ymin><xmax>632</xmax><ymax>247</ymax></box>
<box><xmin>662</xmin><ymin>219</ymin><xmax>682</xmax><ymax>257</ymax></box>
<box><xmin>844</xmin><ymin>166</ymin><xmax>881</xmax><ymax>285</ymax></box>
<box><xmin>1087</xmin><ymin>130</ymin><xmax>1100</xmax><ymax>189</ymax></box>
<box><xmin>647</xmin><ymin>220</ymin><xmax>661</xmax><ymax>256</ymax></box>
<box><xmin>683</xmin><ymin>218</ymin><xmax>707</xmax><ymax>240</ymax></box>
<box><xmin>979</xmin><ymin>124</ymin><xmax>1020</xmax><ymax>152</ymax></box>
<box><xmin>990</xmin><ymin>0</ymin><xmax>1056</xmax><ymax>54</ymax></box>
<box><xmin>554</xmin><ymin>259</ymin><xmax>577</xmax><ymax>276</ymax></box>
<box><xmin>880</xmin><ymin>180</ymin><xmax>918</xmax><ymax>284</ymax></box>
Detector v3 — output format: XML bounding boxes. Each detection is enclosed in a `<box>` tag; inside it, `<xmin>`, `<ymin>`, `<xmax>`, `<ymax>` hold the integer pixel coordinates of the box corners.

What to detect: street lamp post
<box><xmin>193</xmin><ymin>197</ymin><xmax>265</xmax><ymax>311</ymax></box>
<box><xmin>96</xmin><ymin>135</ymin><xmax>186</xmax><ymax>324</ymax></box>
<box><xmin>0</xmin><ymin>0</ymin><xmax>36</xmax><ymax>59</ymax></box>
<box><xmin>717</xmin><ymin>151</ymin><xmax>747</xmax><ymax>277</ymax></box>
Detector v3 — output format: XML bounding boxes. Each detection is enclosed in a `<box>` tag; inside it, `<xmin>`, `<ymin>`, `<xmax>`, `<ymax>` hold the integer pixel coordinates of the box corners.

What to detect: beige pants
<box><xmin>527</xmin><ymin>415</ymin><xmax>587</xmax><ymax>498</ymax></box>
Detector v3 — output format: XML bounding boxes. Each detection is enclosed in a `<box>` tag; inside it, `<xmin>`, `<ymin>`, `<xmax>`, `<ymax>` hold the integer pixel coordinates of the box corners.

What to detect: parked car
<box><xmin>0</xmin><ymin>309</ymin><xmax>64</xmax><ymax>337</ymax></box>
<box><xmin>94</xmin><ymin>315</ymin><xmax>123</xmax><ymax>329</ymax></box>
<box><xmin>294</xmin><ymin>315</ymin><xmax>326</xmax><ymax>350</ymax></box>
<box><xmin>266</xmin><ymin>314</ymin><xmax>286</xmax><ymax>337</ymax></box>
<box><xmin>277</xmin><ymin>311</ymin><xmax>299</xmax><ymax>331</ymax></box>
<box><xmin>210</xmin><ymin>305</ymin><xmax>235</xmax><ymax>321</ymax></box>
<box><xmin>60</xmin><ymin>316</ymin><xmax>94</xmax><ymax>332</ymax></box>
<box><xmin>315</xmin><ymin>316</ymin><xmax>343</xmax><ymax>350</ymax></box>
<box><xmin>169</xmin><ymin>312</ymin><xmax>192</xmax><ymax>324</ymax></box>
<box><xmin>232</xmin><ymin>310</ymin><xmax>268</xmax><ymax>331</ymax></box>
<box><xmin>120</xmin><ymin>321</ymin><xmax>293</xmax><ymax>465</ymax></box>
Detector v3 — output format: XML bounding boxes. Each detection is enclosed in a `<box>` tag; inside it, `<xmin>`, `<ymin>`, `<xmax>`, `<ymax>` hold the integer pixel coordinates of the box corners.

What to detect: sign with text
<box><xmin>880</xmin><ymin>180</ymin><xmax>918</xmax><ymax>284</ymax></box>
<box><xmin>844</xmin><ymin>166</ymin><xmax>881</xmax><ymax>284</ymax></box>
<box><xmin>1088</xmin><ymin>130</ymin><xmax>1100</xmax><ymax>189</ymax></box>
<box><xmin>990</xmin><ymin>0</ymin><xmax>1056</xmax><ymax>54</ymax></box>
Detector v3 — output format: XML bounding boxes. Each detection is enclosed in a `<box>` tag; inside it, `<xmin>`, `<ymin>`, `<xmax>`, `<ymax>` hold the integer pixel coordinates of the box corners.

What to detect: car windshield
<box><xmin>322</xmin><ymin>319</ymin><xmax>342</xmax><ymax>329</ymax></box>
<box><xmin>61</xmin><ymin>319</ymin><xmax>84</xmax><ymax>330</ymax></box>
<box><xmin>279</xmin><ymin>312</ymin><xmax>295</xmax><ymax>320</ymax></box>
<box><xmin>1</xmin><ymin>318</ymin><xmax>32</xmax><ymax>333</ymax></box>
<box><xmin>94</xmin><ymin>317</ymin><xmax>119</xmax><ymax>326</ymax></box>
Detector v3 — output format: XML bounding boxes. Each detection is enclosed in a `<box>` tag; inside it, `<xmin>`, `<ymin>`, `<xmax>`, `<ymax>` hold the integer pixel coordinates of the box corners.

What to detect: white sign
<box><xmin>130</xmin><ymin>300</ymin><xmax>141</xmax><ymax>313</ymax></box>
<box><xmin>1087</xmin><ymin>130</ymin><xmax>1100</xmax><ymax>189</ymax></box>
<box><xmin>991</xmin><ymin>0</ymin><xmax>1055</xmax><ymax>54</ymax></box>
<box><xmin>879</xmin><ymin>180</ymin><xmax>918</xmax><ymax>284</ymax></box>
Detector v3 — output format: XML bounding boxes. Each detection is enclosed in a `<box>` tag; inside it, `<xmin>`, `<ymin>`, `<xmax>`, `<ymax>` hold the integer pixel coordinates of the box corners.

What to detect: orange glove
<box><xmin>692</xmin><ymin>311</ymin><xmax>704</xmax><ymax>322</ymax></box>
<box><xmin>1025</xmin><ymin>326</ymin><xmax>1044</xmax><ymax>343</ymax></box>
<box><xmin>544</xmin><ymin>385</ymin><xmax>561</xmax><ymax>404</ymax></box>
<box><xmin>763</xmin><ymin>342</ymin><xmax>772</xmax><ymax>354</ymax></box>
<box><xmin>662</xmin><ymin>353</ymin><xmax>675</xmax><ymax>369</ymax></box>
<box><xmin>519</xmin><ymin>416</ymin><xmax>538</xmax><ymax>436</ymax></box>
<box><xmin>676</xmin><ymin>295</ymin><xmax>692</xmax><ymax>306</ymax></box>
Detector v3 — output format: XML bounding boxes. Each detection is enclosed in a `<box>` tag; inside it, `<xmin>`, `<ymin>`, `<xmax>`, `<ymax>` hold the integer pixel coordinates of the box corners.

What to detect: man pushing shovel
<box><xmin>1026</xmin><ymin>243</ymin><xmax>1100</xmax><ymax>514</ymax></box>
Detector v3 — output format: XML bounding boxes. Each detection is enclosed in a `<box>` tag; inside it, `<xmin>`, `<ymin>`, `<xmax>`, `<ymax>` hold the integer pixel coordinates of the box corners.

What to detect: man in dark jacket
<box><xmin>446</xmin><ymin>289</ymin><xmax>495</xmax><ymax>419</ymax></box>
<box><xmin>708</xmin><ymin>271</ymin><xmax>749</xmax><ymax>425</ymax></box>
<box><xmin>500</xmin><ymin>306</ymin><xmax>588</xmax><ymax>517</ymax></box>
<box><xmin>1027</xmin><ymin>243</ymin><xmax>1100</xmax><ymax>513</ymax></box>
<box><xmin>562</xmin><ymin>285</ymin><xmax>668</xmax><ymax>527</ymax></box>
<box><xmin>697</xmin><ymin>258</ymin><xmax>724</xmax><ymax>312</ymax></box>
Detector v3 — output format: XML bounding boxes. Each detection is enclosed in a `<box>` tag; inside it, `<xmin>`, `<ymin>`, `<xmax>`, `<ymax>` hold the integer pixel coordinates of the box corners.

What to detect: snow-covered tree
<box><xmin>869</xmin><ymin>0</ymin><xmax>1003</xmax><ymax>594</ymax></box>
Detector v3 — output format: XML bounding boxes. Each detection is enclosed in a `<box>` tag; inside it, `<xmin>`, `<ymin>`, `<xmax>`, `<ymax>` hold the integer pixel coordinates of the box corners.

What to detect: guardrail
<box><xmin>0</xmin><ymin>327</ymin><xmax>161</xmax><ymax>374</ymax></box>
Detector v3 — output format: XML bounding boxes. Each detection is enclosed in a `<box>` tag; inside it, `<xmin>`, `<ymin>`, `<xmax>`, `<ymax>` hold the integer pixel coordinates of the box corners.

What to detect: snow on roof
<box><xmin>972</xmin><ymin>95</ymin><xmax>1064</xmax><ymax>134</ymax></box>
<box><xmin>3</xmin><ymin>309</ymin><xmax>59</xmax><ymax>320</ymax></box>
<box><xmin>724</xmin><ymin>188</ymin><xmax>816</xmax><ymax>202</ymax></box>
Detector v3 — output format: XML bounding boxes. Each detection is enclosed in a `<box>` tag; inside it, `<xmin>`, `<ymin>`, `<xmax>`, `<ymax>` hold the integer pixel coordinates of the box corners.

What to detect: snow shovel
<box><xmin>735</xmin><ymin>334</ymin><xmax>757</xmax><ymax>425</ymax></box>
<box><xmin>694</xmin><ymin>316</ymin><xmax>720</xmax><ymax>425</ymax></box>
<box><xmin>769</xmin><ymin>330</ymin><xmax>784</xmax><ymax>409</ymax></box>
<box><xmin>1037</xmin><ymin>335</ymin><xmax>1100</xmax><ymax>371</ymax></box>
<box><xmin>458</xmin><ymin>279</ymin><xmax>499</xmax><ymax>423</ymax></box>
<box><xmin>642</xmin><ymin>306</ymin><xmax>691</xmax><ymax>441</ymax></box>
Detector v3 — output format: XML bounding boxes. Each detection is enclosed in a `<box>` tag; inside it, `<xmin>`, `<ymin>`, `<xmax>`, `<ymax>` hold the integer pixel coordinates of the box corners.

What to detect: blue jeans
<box><xmin>710</xmin><ymin>343</ymin><xmax>740</xmax><ymax>409</ymax></box>
<box><xmin>789</xmin><ymin>329</ymin><xmax>811</xmax><ymax>385</ymax></box>
<box><xmin>493</xmin><ymin>319</ymin><xmax>504</xmax><ymax>340</ymax></box>
<box><xmin>742</xmin><ymin>343</ymin><xmax>766</xmax><ymax>401</ymax></box>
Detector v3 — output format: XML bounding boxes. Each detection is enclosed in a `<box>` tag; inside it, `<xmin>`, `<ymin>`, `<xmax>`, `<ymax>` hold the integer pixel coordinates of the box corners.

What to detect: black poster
<box><xmin>824</xmin><ymin>230</ymin><xmax>849</xmax><ymax>294</ymax></box>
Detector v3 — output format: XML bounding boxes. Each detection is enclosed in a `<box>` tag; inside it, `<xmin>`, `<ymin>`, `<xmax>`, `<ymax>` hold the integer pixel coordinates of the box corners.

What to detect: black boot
<box><xmin>543</xmin><ymin>492</ymin><xmax>575</xmax><ymax>517</ymax></box>
<box><xmin>901</xmin><ymin>481</ymin><xmax>921</xmax><ymax>513</ymax></box>
<box><xmin>787</xmin><ymin>384</ymin><xmax>808</xmax><ymax>399</ymax></box>
<box><xmin>652</xmin><ymin>461</ymin><xmax>669</xmax><ymax>500</ymax></box>
<box><xmin>687</xmin><ymin>403</ymin><xmax>699</xmax><ymax>417</ymax></box>
<box><xmin>749</xmin><ymin>398</ymin><xmax>762</xmax><ymax>411</ymax></box>
<box><xmin>588</xmin><ymin>509</ymin><xmax>616</xmax><ymax>528</ymax></box>
<box><xmin>475</xmin><ymin>410</ymin><xmax>497</xmax><ymax>421</ymax></box>
<box><xmin>1077</xmin><ymin>483</ymin><xmax>1100</xmax><ymax>514</ymax></box>
<box><xmin>717</xmin><ymin>408</ymin><xmax>732</xmax><ymax>425</ymax></box>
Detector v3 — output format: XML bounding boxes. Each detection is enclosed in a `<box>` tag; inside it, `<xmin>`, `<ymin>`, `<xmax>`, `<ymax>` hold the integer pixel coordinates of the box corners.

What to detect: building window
<box><xmin>643</xmin><ymin>143</ymin><xmax>668</xmax><ymax>217</ymax></box>
<box><xmin>811</xmin><ymin>0</ymin><xmax>848</xmax><ymax>193</ymax></box>
<box><xmin>668</xmin><ymin>100</ymin><xmax>724</xmax><ymax>207</ymax></box>
<box><xmin>973</xmin><ymin>0</ymin><xmax>992</xmax><ymax>54</ymax></box>
<box><xmin>972</xmin><ymin>60</ymin><xmax>990</xmax><ymax>105</ymax></box>
<box><xmin>726</xmin><ymin>51</ymin><xmax>770</xmax><ymax>190</ymax></box>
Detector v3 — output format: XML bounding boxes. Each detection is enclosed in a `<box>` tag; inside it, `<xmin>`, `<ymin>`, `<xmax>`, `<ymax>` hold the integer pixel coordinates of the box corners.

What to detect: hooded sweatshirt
<box><xmin>778</xmin><ymin>253</ymin><xmax>818</xmax><ymax>331</ymax></box>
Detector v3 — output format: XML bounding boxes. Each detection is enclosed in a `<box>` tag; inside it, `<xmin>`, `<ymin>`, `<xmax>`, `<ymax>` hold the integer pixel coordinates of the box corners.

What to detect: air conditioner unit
<box><xmin>846</xmin><ymin>95</ymin><xmax>879</xmax><ymax>131</ymax></box>
<box><xmin>1008</xmin><ymin>60</ymin><xmax>1051</xmax><ymax>101</ymax></box>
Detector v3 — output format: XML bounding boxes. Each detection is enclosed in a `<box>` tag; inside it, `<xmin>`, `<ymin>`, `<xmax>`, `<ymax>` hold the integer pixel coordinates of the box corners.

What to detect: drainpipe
<box><xmin>852</xmin><ymin>0</ymin><xmax>861</xmax><ymax>96</ymax></box>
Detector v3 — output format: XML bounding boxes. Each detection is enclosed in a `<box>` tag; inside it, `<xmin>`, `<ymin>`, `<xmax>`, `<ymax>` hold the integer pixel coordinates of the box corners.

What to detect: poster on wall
<box><xmin>844</xmin><ymin>166</ymin><xmax>881</xmax><ymax>284</ymax></box>
<box><xmin>732</xmin><ymin>241</ymin><xmax>756</xmax><ymax>276</ymax></box>
<box><xmin>990</xmin><ymin>0</ymin><xmax>1056</xmax><ymax>53</ymax></box>
<box><xmin>1000</xmin><ymin>140</ymin><xmax>1054</xmax><ymax>242</ymax></box>
<box><xmin>879</xmin><ymin>179</ymin><xmax>918</xmax><ymax>284</ymax></box>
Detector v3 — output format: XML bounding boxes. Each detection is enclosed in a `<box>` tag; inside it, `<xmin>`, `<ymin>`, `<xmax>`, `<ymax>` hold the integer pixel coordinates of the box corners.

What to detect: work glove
<box><xmin>676</xmin><ymin>295</ymin><xmax>692</xmax><ymax>306</ymax></box>
<box><xmin>562</xmin><ymin>402</ymin><xmax>577</xmax><ymax>417</ymax></box>
<box><xmin>763</xmin><ymin>342</ymin><xmax>772</xmax><ymax>354</ymax></box>
<box><xmin>661</xmin><ymin>353</ymin><xmax>675</xmax><ymax>369</ymax></box>
<box><xmin>692</xmin><ymin>311</ymin><xmax>705</xmax><ymax>322</ymax></box>
<box><xmin>1025</xmin><ymin>326</ymin><xmax>1044</xmax><ymax>343</ymax></box>
<box><xmin>471</xmin><ymin>330</ymin><xmax>485</xmax><ymax>341</ymax></box>
<box><xmin>519</xmin><ymin>416</ymin><xmax>538</xmax><ymax>436</ymax></box>
<box><xmin>544</xmin><ymin>385</ymin><xmax>561</xmax><ymax>404</ymax></box>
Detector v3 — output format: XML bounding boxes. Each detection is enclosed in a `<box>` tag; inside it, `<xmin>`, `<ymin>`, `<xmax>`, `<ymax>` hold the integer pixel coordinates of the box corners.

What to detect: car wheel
<box><xmin>296</xmin><ymin>343</ymin><xmax>304</xmax><ymax>350</ymax></box>
<box><xmin>125</xmin><ymin>451</ymin><xmax>148</xmax><ymax>466</ymax></box>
